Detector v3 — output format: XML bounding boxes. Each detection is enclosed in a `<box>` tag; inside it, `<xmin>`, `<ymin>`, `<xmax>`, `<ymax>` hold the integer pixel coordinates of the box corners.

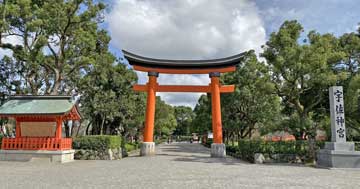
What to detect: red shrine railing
<box><xmin>1</xmin><ymin>138</ymin><xmax>72</xmax><ymax>151</ymax></box>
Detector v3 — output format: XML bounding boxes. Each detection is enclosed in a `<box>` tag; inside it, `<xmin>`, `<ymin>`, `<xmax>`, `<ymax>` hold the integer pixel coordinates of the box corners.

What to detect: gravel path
<box><xmin>0</xmin><ymin>143</ymin><xmax>359</xmax><ymax>189</ymax></box>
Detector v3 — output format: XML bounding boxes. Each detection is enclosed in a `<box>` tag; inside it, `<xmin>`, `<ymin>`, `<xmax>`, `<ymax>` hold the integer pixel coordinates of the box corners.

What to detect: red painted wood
<box><xmin>133</xmin><ymin>65</ymin><xmax>236</xmax><ymax>74</ymax></box>
<box><xmin>55</xmin><ymin>117</ymin><xmax>62</xmax><ymax>139</ymax></box>
<box><xmin>1</xmin><ymin>137</ymin><xmax>72</xmax><ymax>150</ymax></box>
<box><xmin>133</xmin><ymin>84</ymin><xmax>235</xmax><ymax>93</ymax></box>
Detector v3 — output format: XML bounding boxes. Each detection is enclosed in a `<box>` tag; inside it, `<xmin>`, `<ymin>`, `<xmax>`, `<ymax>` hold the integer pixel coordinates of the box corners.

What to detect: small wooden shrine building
<box><xmin>0</xmin><ymin>96</ymin><xmax>80</xmax><ymax>163</ymax></box>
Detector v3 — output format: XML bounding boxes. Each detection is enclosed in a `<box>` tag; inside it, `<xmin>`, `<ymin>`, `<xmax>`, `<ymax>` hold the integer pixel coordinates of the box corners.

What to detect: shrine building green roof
<box><xmin>0</xmin><ymin>96</ymin><xmax>76</xmax><ymax>116</ymax></box>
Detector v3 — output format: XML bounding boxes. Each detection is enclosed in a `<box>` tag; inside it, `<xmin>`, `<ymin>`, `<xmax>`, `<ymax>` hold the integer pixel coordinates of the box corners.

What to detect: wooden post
<box><xmin>15</xmin><ymin>119</ymin><xmax>21</xmax><ymax>138</ymax></box>
<box><xmin>210</xmin><ymin>72</ymin><xmax>223</xmax><ymax>144</ymax></box>
<box><xmin>143</xmin><ymin>72</ymin><xmax>158</xmax><ymax>142</ymax></box>
<box><xmin>55</xmin><ymin>117</ymin><xmax>62</xmax><ymax>139</ymax></box>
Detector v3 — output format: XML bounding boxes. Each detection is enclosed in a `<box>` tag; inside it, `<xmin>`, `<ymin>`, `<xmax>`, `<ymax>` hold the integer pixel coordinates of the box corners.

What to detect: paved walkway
<box><xmin>0</xmin><ymin>143</ymin><xmax>360</xmax><ymax>189</ymax></box>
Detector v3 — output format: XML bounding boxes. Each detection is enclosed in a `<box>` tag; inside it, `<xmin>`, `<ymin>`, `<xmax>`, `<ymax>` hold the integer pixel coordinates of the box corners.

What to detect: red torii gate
<box><xmin>124</xmin><ymin>50</ymin><xmax>245</xmax><ymax>157</ymax></box>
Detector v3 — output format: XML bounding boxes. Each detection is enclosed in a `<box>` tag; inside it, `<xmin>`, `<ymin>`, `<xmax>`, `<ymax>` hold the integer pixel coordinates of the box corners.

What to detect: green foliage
<box><xmin>79</xmin><ymin>62</ymin><xmax>145</xmax><ymax>136</ymax></box>
<box><xmin>355</xmin><ymin>142</ymin><xmax>360</xmax><ymax>151</ymax></box>
<box><xmin>192</xmin><ymin>95</ymin><xmax>211</xmax><ymax>134</ymax></box>
<box><xmin>203</xmin><ymin>138</ymin><xmax>213</xmax><ymax>148</ymax></box>
<box><xmin>176</xmin><ymin>136</ymin><xmax>193</xmax><ymax>142</ymax></box>
<box><xmin>0</xmin><ymin>0</ymin><xmax>110</xmax><ymax>95</ymax></box>
<box><xmin>343</xmin><ymin>75</ymin><xmax>360</xmax><ymax>140</ymax></box>
<box><xmin>230</xmin><ymin>140</ymin><xmax>325</xmax><ymax>162</ymax></box>
<box><xmin>72</xmin><ymin>135</ymin><xmax>121</xmax><ymax>151</ymax></box>
<box><xmin>221</xmin><ymin>51</ymin><xmax>281</xmax><ymax>139</ymax></box>
<box><xmin>261</xmin><ymin>20</ymin><xmax>345</xmax><ymax>140</ymax></box>
<box><xmin>173</xmin><ymin>106</ymin><xmax>194</xmax><ymax>136</ymax></box>
<box><xmin>155</xmin><ymin>97</ymin><xmax>177</xmax><ymax>137</ymax></box>
<box><xmin>155</xmin><ymin>137</ymin><xmax>167</xmax><ymax>145</ymax></box>
<box><xmin>124</xmin><ymin>142</ymin><xmax>139</xmax><ymax>152</ymax></box>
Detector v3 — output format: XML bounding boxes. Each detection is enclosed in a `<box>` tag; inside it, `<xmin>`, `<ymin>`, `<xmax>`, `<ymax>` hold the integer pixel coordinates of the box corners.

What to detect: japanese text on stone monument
<box><xmin>329</xmin><ymin>86</ymin><xmax>346</xmax><ymax>142</ymax></box>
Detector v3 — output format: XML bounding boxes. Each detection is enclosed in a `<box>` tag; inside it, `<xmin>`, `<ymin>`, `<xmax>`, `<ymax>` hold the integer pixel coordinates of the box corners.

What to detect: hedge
<box><xmin>203</xmin><ymin>138</ymin><xmax>213</xmax><ymax>148</ymax></box>
<box><xmin>355</xmin><ymin>142</ymin><xmax>360</xmax><ymax>151</ymax></box>
<box><xmin>125</xmin><ymin>142</ymin><xmax>139</xmax><ymax>152</ymax></box>
<box><xmin>176</xmin><ymin>136</ymin><xmax>192</xmax><ymax>142</ymax></box>
<box><xmin>72</xmin><ymin>135</ymin><xmax>122</xmax><ymax>150</ymax></box>
<box><xmin>155</xmin><ymin>138</ymin><xmax>167</xmax><ymax>144</ymax></box>
<box><xmin>226</xmin><ymin>140</ymin><xmax>325</xmax><ymax>163</ymax></box>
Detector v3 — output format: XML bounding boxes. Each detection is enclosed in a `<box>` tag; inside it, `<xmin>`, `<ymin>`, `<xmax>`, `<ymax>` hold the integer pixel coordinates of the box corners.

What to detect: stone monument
<box><xmin>317</xmin><ymin>86</ymin><xmax>360</xmax><ymax>168</ymax></box>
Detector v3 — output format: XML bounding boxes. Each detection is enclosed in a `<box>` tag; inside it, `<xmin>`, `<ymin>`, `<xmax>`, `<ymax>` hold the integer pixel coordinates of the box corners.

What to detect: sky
<box><xmin>105</xmin><ymin>0</ymin><xmax>360</xmax><ymax>108</ymax></box>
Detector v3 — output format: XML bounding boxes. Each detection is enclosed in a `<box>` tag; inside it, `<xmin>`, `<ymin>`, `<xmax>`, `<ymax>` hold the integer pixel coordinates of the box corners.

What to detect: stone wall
<box><xmin>74</xmin><ymin>147</ymin><xmax>125</xmax><ymax>160</ymax></box>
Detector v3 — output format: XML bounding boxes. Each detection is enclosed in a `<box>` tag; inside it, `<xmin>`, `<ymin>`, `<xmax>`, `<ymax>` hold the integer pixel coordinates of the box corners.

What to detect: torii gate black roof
<box><xmin>123</xmin><ymin>50</ymin><xmax>248</xmax><ymax>69</ymax></box>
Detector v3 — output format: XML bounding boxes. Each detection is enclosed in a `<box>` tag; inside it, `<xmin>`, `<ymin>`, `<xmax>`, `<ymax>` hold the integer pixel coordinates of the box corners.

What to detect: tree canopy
<box><xmin>221</xmin><ymin>51</ymin><xmax>281</xmax><ymax>141</ymax></box>
<box><xmin>0</xmin><ymin>0</ymin><xmax>108</xmax><ymax>95</ymax></box>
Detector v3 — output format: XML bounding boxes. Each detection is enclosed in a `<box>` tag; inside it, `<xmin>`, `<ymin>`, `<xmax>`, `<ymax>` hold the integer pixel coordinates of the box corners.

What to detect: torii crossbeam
<box><xmin>124</xmin><ymin>50</ymin><xmax>246</xmax><ymax>157</ymax></box>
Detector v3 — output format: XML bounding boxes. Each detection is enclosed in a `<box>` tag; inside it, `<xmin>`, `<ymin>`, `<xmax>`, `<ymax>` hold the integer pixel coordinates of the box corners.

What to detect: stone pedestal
<box><xmin>140</xmin><ymin>142</ymin><xmax>155</xmax><ymax>156</ymax></box>
<box><xmin>316</xmin><ymin>87</ymin><xmax>360</xmax><ymax>168</ymax></box>
<box><xmin>211</xmin><ymin>143</ymin><xmax>226</xmax><ymax>158</ymax></box>
<box><xmin>317</xmin><ymin>142</ymin><xmax>360</xmax><ymax>168</ymax></box>
<box><xmin>0</xmin><ymin>150</ymin><xmax>75</xmax><ymax>163</ymax></box>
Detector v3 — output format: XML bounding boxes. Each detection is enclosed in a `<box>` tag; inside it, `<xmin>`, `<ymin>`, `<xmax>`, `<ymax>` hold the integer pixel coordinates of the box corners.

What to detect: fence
<box><xmin>1</xmin><ymin>137</ymin><xmax>72</xmax><ymax>150</ymax></box>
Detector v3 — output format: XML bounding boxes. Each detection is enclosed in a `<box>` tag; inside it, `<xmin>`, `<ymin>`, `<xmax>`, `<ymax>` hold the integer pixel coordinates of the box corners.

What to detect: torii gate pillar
<box><xmin>209</xmin><ymin>72</ymin><xmax>226</xmax><ymax>157</ymax></box>
<box><xmin>140</xmin><ymin>72</ymin><xmax>158</xmax><ymax>156</ymax></box>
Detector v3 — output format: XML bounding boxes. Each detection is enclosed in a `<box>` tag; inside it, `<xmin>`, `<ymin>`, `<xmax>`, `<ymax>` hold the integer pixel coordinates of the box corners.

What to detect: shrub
<box><xmin>177</xmin><ymin>136</ymin><xmax>192</xmax><ymax>142</ymax></box>
<box><xmin>125</xmin><ymin>143</ymin><xmax>139</xmax><ymax>152</ymax></box>
<box><xmin>203</xmin><ymin>138</ymin><xmax>213</xmax><ymax>148</ymax></box>
<box><xmin>230</xmin><ymin>140</ymin><xmax>325</xmax><ymax>163</ymax></box>
<box><xmin>355</xmin><ymin>142</ymin><xmax>360</xmax><ymax>151</ymax></box>
<box><xmin>73</xmin><ymin>135</ymin><xmax>122</xmax><ymax>150</ymax></box>
<box><xmin>226</xmin><ymin>145</ymin><xmax>237</xmax><ymax>155</ymax></box>
<box><xmin>155</xmin><ymin>137</ymin><xmax>167</xmax><ymax>144</ymax></box>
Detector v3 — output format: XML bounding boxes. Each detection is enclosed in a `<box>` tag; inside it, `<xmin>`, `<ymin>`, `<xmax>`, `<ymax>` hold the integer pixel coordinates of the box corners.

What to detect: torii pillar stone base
<box><xmin>140</xmin><ymin>142</ymin><xmax>155</xmax><ymax>156</ymax></box>
<box><xmin>211</xmin><ymin>143</ymin><xmax>226</xmax><ymax>158</ymax></box>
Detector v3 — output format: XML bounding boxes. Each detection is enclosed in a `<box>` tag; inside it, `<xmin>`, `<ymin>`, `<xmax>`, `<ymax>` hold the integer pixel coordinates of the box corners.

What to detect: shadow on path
<box><xmin>157</xmin><ymin>143</ymin><xmax>249</xmax><ymax>166</ymax></box>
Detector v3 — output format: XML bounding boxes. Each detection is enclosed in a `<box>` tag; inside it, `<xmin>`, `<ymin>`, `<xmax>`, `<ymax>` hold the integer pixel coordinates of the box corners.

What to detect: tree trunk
<box><xmin>50</xmin><ymin>69</ymin><xmax>61</xmax><ymax>95</ymax></box>
<box><xmin>100</xmin><ymin>117</ymin><xmax>105</xmax><ymax>135</ymax></box>
<box><xmin>231</xmin><ymin>132</ymin><xmax>235</xmax><ymax>146</ymax></box>
<box><xmin>76</xmin><ymin>120</ymin><xmax>82</xmax><ymax>137</ymax></box>
<box><xmin>307</xmin><ymin>135</ymin><xmax>316</xmax><ymax>164</ymax></box>
<box><xmin>237</xmin><ymin>131</ymin><xmax>240</xmax><ymax>143</ymax></box>
<box><xmin>64</xmin><ymin>121</ymin><xmax>70</xmax><ymax>138</ymax></box>
<box><xmin>85</xmin><ymin>121</ymin><xmax>92</xmax><ymax>135</ymax></box>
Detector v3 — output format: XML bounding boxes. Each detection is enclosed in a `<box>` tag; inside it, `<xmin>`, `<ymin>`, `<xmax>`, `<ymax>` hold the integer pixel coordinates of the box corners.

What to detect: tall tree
<box><xmin>192</xmin><ymin>94</ymin><xmax>211</xmax><ymax>134</ymax></box>
<box><xmin>335</xmin><ymin>26</ymin><xmax>360</xmax><ymax>140</ymax></box>
<box><xmin>340</xmin><ymin>75</ymin><xmax>360</xmax><ymax>140</ymax></box>
<box><xmin>0</xmin><ymin>0</ymin><xmax>108</xmax><ymax>95</ymax></box>
<box><xmin>221</xmin><ymin>51</ymin><xmax>281</xmax><ymax>143</ymax></box>
<box><xmin>338</xmin><ymin>26</ymin><xmax>360</xmax><ymax>81</ymax></box>
<box><xmin>154</xmin><ymin>96</ymin><xmax>177</xmax><ymax>137</ymax></box>
<box><xmin>79</xmin><ymin>61</ymin><xmax>144</xmax><ymax>137</ymax></box>
<box><xmin>261</xmin><ymin>20</ymin><xmax>344</xmax><ymax>160</ymax></box>
<box><xmin>173</xmin><ymin>106</ymin><xmax>194</xmax><ymax>136</ymax></box>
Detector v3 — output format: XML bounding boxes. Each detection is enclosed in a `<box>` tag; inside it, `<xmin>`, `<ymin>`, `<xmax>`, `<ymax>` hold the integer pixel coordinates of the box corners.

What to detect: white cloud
<box><xmin>107</xmin><ymin>0</ymin><xmax>266</xmax><ymax>108</ymax></box>
<box><xmin>0</xmin><ymin>35</ymin><xmax>22</xmax><ymax>58</ymax></box>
